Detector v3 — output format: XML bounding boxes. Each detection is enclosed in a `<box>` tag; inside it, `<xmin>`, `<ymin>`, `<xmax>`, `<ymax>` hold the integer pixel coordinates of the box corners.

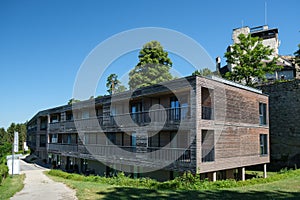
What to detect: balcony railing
<box><xmin>84</xmin><ymin>145</ymin><xmax>191</xmax><ymax>163</ymax></box>
<box><xmin>147</xmin><ymin>147</ymin><xmax>191</xmax><ymax>163</ymax></box>
<box><xmin>49</xmin><ymin>107</ymin><xmax>190</xmax><ymax>132</ymax></box>
<box><xmin>201</xmin><ymin>106</ymin><xmax>214</xmax><ymax>120</ymax></box>
<box><xmin>48</xmin><ymin>143</ymin><xmax>78</xmax><ymax>153</ymax></box>
<box><xmin>108</xmin><ymin>106</ymin><xmax>190</xmax><ymax>126</ymax></box>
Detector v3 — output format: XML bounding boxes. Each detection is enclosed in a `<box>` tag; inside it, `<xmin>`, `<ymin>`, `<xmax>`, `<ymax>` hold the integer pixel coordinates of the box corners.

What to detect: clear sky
<box><xmin>0</xmin><ymin>0</ymin><xmax>299</xmax><ymax>129</ymax></box>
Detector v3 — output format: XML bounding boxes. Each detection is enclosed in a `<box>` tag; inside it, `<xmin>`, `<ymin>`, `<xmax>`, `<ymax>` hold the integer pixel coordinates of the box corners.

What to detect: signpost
<box><xmin>11</xmin><ymin>131</ymin><xmax>19</xmax><ymax>176</ymax></box>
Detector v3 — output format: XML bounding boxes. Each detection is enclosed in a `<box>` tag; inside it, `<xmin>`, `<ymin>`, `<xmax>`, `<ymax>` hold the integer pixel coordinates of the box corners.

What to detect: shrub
<box><xmin>47</xmin><ymin>168</ymin><xmax>300</xmax><ymax>191</ymax></box>
<box><xmin>0</xmin><ymin>164</ymin><xmax>8</xmax><ymax>185</ymax></box>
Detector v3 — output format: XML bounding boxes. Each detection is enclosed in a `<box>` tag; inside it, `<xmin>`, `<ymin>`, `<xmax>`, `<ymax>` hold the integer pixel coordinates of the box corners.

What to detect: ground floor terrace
<box><xmin>47</xmin><ymin>153</ymin><xmax>268</xmax><ymax>182</ymax></box>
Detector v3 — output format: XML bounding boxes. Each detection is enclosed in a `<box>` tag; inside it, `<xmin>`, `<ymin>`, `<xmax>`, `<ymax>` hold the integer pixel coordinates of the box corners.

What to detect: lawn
<box><xmin>0</xmin><ymin>174</ymin><xmax>25</xmax><ymax>200</ymax></box>
<box><xmin>46</xmin><ymin>170</ymin><xmax>300</xmax><ymax>200</ymax></box>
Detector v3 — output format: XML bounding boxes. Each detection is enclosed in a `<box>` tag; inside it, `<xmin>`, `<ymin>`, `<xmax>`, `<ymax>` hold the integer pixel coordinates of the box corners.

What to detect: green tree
<box><xmin>129</xmin><ymin>41</ymin><xmax>173</xmax><ymax>90</ymax></box>
<box><xmin>68</xmin><ymin>98</ymin><xmax>80</xmax><ymax>105</ymax></box>
<box><xmin>294</xmin><ymin>44</ymin><xmax>300</xmax><ymax>65</ymax></box>
<box><xmin>224</xmin><ymin>34</ymin><xmax>281</xmax><ymax>86</ymax></box>
<box><xmin>106</xmin><ymin>73</ymin><xmax>126</xmax><ymax>94</ymax></box>
<box><xmin>15</xmin><ymin>123</ymin><xmax>27</xmax><ymax>151</ymax></box>
<box><xmin>192</xmin><ymin>68</ymin><xmax>213</xmax><ymax>76</ymax></box>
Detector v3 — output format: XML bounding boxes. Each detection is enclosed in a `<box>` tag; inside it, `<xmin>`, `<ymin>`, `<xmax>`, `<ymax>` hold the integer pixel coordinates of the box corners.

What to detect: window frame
<box><xmin>201</xmin><ymin>130</ymin><xmax>215</xmax><ymax>162</ymax></box>
<box><xmin>259</xmin><ymin>134</ymin><xmax>268</xmax><ymax>156</ymax></box>
<box><xmin>259</xmin><ymin>102</ymin><xmax>267</xmax><ymax>125</ymax></box>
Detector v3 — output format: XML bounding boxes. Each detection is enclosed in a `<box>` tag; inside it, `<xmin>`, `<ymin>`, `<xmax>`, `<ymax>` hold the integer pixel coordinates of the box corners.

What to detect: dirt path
<box><xmin>11</xmin><ymin>159</ymin><xmax>77</xmax><ymax>200</ymax></box>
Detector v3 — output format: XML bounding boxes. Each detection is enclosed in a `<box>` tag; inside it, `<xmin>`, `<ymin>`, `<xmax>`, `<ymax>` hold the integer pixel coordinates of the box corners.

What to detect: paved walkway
<box><xmin>11</xmin><ymin>159</ymin><xmax>77</xmax><ymax>200</ymax></box>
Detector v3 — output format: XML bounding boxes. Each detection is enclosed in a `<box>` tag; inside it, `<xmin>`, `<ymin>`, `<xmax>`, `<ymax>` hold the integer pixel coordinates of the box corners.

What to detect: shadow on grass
<box><xmin>97</xmin><ymin>187</ymin><xmax>300</xmax><ymax>200</ymax></box>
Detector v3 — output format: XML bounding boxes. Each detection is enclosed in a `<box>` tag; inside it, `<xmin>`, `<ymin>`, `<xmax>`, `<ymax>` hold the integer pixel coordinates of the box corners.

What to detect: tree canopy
<box><xmin>192</xmin><ymin>68</ymin><xmax>213</xmax><ymax>76</ymax></box>
<box><xmin>68</xmin><ymin>98</ymin><xmax>80</xmax><ymax>105</ymax></box>
<box><xmin>106</xmin><ymin>73</ymin><xmax>126</xmax><ymax>94</ymax></box>
<box><xmin>224</xmin><ymin>34</ymin><xmax>281</xmax><ymax>86</ymax></box>
<box><xmin>128</xmin><ymin>41</ymin><xmax>173</xmax><ymax>90</ymax></box>
<box><xmin>0</xmin><ymin>123</ymin><xmax>27</xmax><ymax>154</ymax></box>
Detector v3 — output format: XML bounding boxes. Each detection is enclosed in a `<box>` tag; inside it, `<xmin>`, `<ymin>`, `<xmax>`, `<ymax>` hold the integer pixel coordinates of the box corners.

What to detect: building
<box><xmin>219</xmin><ymin>25</ymin><xmax>298</xmax><ymax>81</ymax></box>
<box><xmin>27</xmin><ymin>75</ymin><xmax>269</xmax><ymax>181</ymax></box>
<box><xmin>260</xmin><ymin>79</ymin><xmax>300</xmax><ymax>170</ymax></box>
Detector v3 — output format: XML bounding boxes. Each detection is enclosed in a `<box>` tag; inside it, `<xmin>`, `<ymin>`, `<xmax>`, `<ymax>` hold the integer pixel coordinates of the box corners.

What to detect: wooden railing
<box><xmin>84</xmin><ymin>145</ymin><xmax>191</xmax><ymax>163</ymax></box>
<box><xmin>48</xmin><ymin>143</ymin><xmax>78</xmax><ymax>153</ymax></box>
<box><xmin>49</xmin><ymin>107</ymin><xmax>190</xmax><ymax>132</ymax></box>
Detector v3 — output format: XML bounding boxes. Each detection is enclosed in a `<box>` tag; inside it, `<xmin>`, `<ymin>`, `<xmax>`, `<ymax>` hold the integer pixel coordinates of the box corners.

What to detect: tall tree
<box><xmin>192</xmin><ymin>68</ymin><xmax>213</xmax><ymax>76</ymax></box>
<box><xmin>294</xmin><ymin>44</ymin><xmax>300</xmax><ymax>65</ymax></box>
<box><xmin>128</xmin><ymin>41</ymin><xmax>173</xmax><ymax>90</ymax></box>
<box><xmin>106</xmin><ymin>73</ymin><xmax>126</xmax><ymax>94</ymax></box>
<box><xmin>224</xmin><ymin>34</ymin><xmax>281</xmax><ymax>86</ymax></box>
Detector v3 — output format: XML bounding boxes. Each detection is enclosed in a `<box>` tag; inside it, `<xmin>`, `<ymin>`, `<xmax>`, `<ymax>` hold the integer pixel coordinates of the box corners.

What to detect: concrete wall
<box><xmin>260</xmin><ymin>80</ymin><xmax>300</xmax><ymax>170</ymax></box>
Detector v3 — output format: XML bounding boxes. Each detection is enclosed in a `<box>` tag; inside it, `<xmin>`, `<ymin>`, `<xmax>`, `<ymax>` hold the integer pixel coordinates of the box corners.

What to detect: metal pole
<box><xmin>12</xmin><ymin>142</ymin><xmax>14</xmax><ymax>176</ymax></box>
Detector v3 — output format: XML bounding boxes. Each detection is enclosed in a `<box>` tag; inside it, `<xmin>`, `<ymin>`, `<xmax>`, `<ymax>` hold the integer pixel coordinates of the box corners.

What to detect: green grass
<box><xmin>46</xmin><ymin>169</ymin><xmax>300</xmax><ymax>200</ymax></box>
<box><xmin>0</xmin><ymin>174</ymin><xmax>25</xmax><ymax>200</ymax></box>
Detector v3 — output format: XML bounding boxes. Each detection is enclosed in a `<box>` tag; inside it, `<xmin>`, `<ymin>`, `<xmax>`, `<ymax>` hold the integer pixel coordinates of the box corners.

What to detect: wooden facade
<box><xmin>27</xmin><ymin>75</ymin><xmax>269</xmax><ymax>181</ymax></box>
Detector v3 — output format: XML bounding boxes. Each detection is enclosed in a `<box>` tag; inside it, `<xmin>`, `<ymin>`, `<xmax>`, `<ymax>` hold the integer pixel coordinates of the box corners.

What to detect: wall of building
<box><xmin>196</xmin><ymin>76</ymin><xmax>269</xmax><ymax>173</ymax></box>
<box><xmin>260</xmin><ymin>80</ymin><xmax>300</xmax><ymax>170</ymax></box>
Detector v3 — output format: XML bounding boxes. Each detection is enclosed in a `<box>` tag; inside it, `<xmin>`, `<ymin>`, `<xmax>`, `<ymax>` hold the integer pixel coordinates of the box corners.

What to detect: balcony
<box><xmin>109</xmin><ymin>107</ymin><xmax>190</xmax><ymax>126</ymax></box>
<box><xmin>49</xmin><ymin>107</ymin><xmax>189</xmax><ymax>132</ymax></box>
<box><xmin>83</xmin><ymin>145</ymin><xmax>191</xmax><ymax>164</ymax></box>
<box><xmin>48</xmin><ymin>143</ymin><xmax>78</xmax><ymax>153</ymax></box>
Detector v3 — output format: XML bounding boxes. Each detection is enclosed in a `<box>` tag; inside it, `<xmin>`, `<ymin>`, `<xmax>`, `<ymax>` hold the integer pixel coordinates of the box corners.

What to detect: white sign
<box><xmin>14</xmin><ymin>131</ymin><xmax>19</xmax><ymax>152</ymax></box>
<box><xmin>6</xmin><ymin>154</ymin><xmax>21</xmax><ymax>175</ymax></box>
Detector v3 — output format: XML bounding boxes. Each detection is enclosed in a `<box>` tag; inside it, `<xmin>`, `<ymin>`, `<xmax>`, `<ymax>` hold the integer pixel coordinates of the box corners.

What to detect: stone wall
<box><xmin>260</xmin><ymin>80</ymin><xmax>300</xmax><ymax>170</ymax></box>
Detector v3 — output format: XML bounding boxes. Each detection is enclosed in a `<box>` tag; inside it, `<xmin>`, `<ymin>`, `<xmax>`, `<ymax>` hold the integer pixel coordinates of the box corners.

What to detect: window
<box><xmin>148</xmin><ymin>131</ymin><xmax>189</xmax><ymax>149</ymax></box>
<box><xmin>40</xmin><ymin>118</ymin><xmax>47</xmax><ymax>130</ymax></box>
<box><xmin>131</xmin><ymin>102</ymin><xmax>142</xmax><ymax>123</ymax></box>
<box><xmin>40</xmin><ymin>135</ymin><xmax>46</xmax><ymax>147</ymax></box>
<box><xmin>50</xmin><ymin>115</ymin><xmax>60</xmax><ymax>123</ymax></box>
<box><xmin>259</xmin><ymin>103</ymin><xmax>267</xmax><ymax>125</ymax></box>
<box><xmin>131</xmin><ymin>132</ymin><xmax>136</xmax><ymax>147</ymax></box>
<box><xmin>50</xmin><ymin>134</ymin><xmax>58</xmax><ymax>143</ymax></box>
<box><xmin>85</xmin><ymin>133</ymin><xmax>97</xmax><ymax>144</ymax></box>
<box><xmin>81</xmin><ymin>110</ymin><xmax>90</xmax><ymax>119</ymax></box>
<box><xmin>170</xmin><ymin>97</ymin><xmax>180</xmax><ymax>121</ymax></box>
<box><xmin>201</xmin><ymin>130</ymin><xmax>214</xmax><ymax>162</ymax></box>
<box><xmin>260</xmin><ymin>134</ymin><xmax>268</xmax><ymax>155</ymax></box>
<box><xmin>201</xmin><ymin>87</ymin><xmax>214</xmax><ymax>120</ymax></box>
<box><xmin>66</xmin><ymin>112</ymin><xmax>73</xmax><ymax>121</ymax></box>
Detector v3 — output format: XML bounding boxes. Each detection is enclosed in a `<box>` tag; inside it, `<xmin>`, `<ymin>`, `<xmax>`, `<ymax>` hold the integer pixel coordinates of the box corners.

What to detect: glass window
<box><xmin>148</xmin><ymin>133</ymin><xmax>159</xmax><ymax>147</ymax></box>
<box><xmin>50</xmin><ymin>115</ymin><xmax>59</xmax><ymax>123</ymax></box>
<box><xmin>201</xmin><ymin>87</ymin><xmax>214</xmax><ymax>120</ymax></box>
<box><xmin>50</xmin><ymin>134</ymin><xmax>58</xmax><ymax>143</ymax></box>
<box><xmin>170</xmin><ymin>97</ymin><xmax>180</xmax><ymax>121</ymax></box>
<box><xmin>40</xmin><ymin>135</ymin><xmax>46</xmax><ymax>147</ymax></box>
<box><xmin>97</xmin><ymin>133</ymin><xmax>106</xmax><ymax>145</ymax></box>
<box><xmin>82</xmin><ymin>110</ymin><xmax>90</xmax><ymax>119</ymax></box>
<box><xmin>260</xmin><ymin>134</ymin><xmax>268</xmax><ymax>155</ymax></box>
<box><xmin>66</xmin><ymin>112</ymin><xmax>73</xmax><ymax>121</ymax></box>
<box><xmin>259</xmin><ymin>103</ymin><xmax>267</xmax><ymax>125</ymax></box>
<box><xmin>131</xmin><ymin>132</ymin><xmax>136</xmax><ymax>147</ymax></box>
<box><xmin>201</xmin><ymin>130</ymin><xmax>215</xmax><ymax>162</ymax></box>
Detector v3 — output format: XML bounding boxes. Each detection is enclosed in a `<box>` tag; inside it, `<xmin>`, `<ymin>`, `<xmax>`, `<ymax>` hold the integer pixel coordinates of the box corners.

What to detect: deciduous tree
<box><xmin>224</xmin><ymin>34</ymin><xmax>281</xmax><ymax>86</ymax></box>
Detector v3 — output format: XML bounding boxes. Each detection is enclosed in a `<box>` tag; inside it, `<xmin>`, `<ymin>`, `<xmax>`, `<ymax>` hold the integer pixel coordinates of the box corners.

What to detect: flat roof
<box><xmin>206</xmin><ymin>75</ymin><xmax>263</xmax><ymax>94</ymax></box>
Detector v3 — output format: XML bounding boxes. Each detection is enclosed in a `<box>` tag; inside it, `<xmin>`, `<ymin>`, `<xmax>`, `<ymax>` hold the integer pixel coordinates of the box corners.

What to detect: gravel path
<box><xmin>11</xmin><ymin>159</ymin><xmax>77</xmax><ymax>200</ymax></box>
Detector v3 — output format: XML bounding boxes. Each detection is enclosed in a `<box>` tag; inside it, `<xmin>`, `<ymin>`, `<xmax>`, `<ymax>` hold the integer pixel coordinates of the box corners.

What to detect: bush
<box><xmin>0</xmin><ymin>164</ymin><xmax>9</xmax><ymax>185</ymax></box>
<box><xmin>47</xmin><ymin>168</ymin><xmax>300</xmax><ymax>191</ymax></box>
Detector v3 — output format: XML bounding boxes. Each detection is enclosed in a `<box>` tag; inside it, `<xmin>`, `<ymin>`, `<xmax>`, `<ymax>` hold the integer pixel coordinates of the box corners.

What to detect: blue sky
<box><xmin>0</xmin><ymin>0</ymin><xmax>299</xmax><ymax>129</ymax></box>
